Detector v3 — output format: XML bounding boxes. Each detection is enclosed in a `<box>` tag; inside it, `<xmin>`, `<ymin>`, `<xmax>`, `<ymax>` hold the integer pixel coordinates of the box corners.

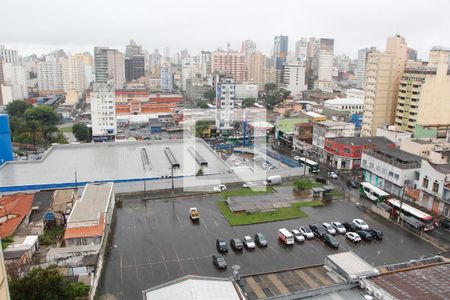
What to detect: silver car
<box><xmin>322</xmin><ymin>222</ymin><xmax>336</xmax><ymax>235</ymax></box>
<box><xmin>331</xmin><ymin>221</ymin><xmax>347</xmax><ymax>234</ymax></box>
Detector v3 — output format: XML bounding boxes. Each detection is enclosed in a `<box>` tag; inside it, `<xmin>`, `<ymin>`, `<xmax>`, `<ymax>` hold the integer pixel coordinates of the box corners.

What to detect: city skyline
<box><xmin>1</xmin><ymin>0</ymin><xmax>449</xmax><ymax>59</ymax></box>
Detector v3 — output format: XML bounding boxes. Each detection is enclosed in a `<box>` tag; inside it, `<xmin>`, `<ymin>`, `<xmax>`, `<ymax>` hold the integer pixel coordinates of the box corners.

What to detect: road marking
<box><xmin>159</xmin><ymin>249</ymin><xmax>170</xmax><ymax>278</ymax></box>
<box><xmin>120</xmin><ymin>254</ymin><xmax>123</xmax><ymax>284</ymax></box>
<box><xmin>176</xmin><ymin>214</ymin><xmax>184</xmax><ymax>230</ymax></box>
<box><xmin>174</xmin><ymin>248</ymin><xmax>185</xmax><ymax>275</ymax></box>
<box><xmin>134</xmin><ymin>256</ymin><xmax>139</xmax><ymax>280</ymax></box>
<box><xmin>147</xmin><ymin>254</ymin><xmax>154</xmax><ymax>278</ymax></box>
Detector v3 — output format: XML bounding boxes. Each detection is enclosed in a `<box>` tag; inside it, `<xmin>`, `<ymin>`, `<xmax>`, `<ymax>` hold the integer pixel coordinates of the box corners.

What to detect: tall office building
<box><xmin>273</xmin><ymin>35</ymin><xmax>288</xmax><ymax>85</ymax></box>
<box><xmin>355</xmin><ymin>48</ymin><xmax>373</xmax><ymax>89</ymax></box>
<box><xmin>160</xmin><ymin>64</ymin><xmax>173</xmax><ymax>92</ymax></box>
<box><xmin>94</xmin><ymin>47</ymin><xmax>125</xmax><ymax>89</ymax></box>
<box><xmin>211</xmin><ymin>51</ymin><xmax>246</xmax><ymax>82</ymax></box>
<box><xmin>247</xmin><ymin>51</ymin><xmax>266</xmax><ymax>91</ymax></box>
<box><xmin>282</xmin><ymin>59</ymin><xmax>307</xmax><ymax>95</ymax></box>
<box><xmin>316</xmin><ymin>38</ymin><xmax>334</xmax><ymax>92</ymax></box>
<box><xmin>362</xmin><ymin>35</ymin><xmax>408</xmax><ymax>136</ymax></box>
<box><xmin>125</xmin><ymin>40</ymin><xmax>143</xmax><ymax>57</ymax></box>
<box><xmin>90</xmin><ymin>80</ymin><xmax>116</xmax><ymax>141</ymax></box>
<box><xmin>125</xmin><ymin>55</ymin><xmax>145</xmax><ymax>81</ymax></box>
<box><xmin>395</xmin><ymin>48</ymin><xmax>450</xmax><ymax>132</ymax></box>
<box><xmin>295</xmin><ymin>38</ymin><xmax>308</xmax><ymax>62</ymax></box>
<box><xmin>0</xmin><ymin>45</ymin><xmax>18</xmax><ymax>64</ymax></box>
<box><xmin>241</xmin><ymin>40</ymin><xmax>256</xmax><ymax>57</ymax></box>
<box><xmin>215</xmin><ymin>78</ymin><xmax>236</xmax><ymax>130</ymax></box>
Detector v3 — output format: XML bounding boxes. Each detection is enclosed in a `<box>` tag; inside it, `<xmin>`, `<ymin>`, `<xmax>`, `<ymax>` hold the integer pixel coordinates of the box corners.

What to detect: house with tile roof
<box><xmin>0</xmin><ymin>193</ymin><xmax>34</xmax><ymax>238</ymax></box>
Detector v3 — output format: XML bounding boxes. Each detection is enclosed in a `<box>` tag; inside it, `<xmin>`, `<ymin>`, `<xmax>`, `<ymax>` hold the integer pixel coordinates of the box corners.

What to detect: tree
<box><xmin>196</xmin><ymin>100</ymin><xmax>209</xmax><ymax>109</ymax></box>
<box><xmin>294</xmin><ymin>179</ymin><xmax>314</xmax><ymax>190</ymax></box>
<box><xmin>9</xmin><ymin>265</ymin><xmax>89</xmax><ymax>300</ymax></box>
<box><xmin>24</xmin><ymin>106</ymin><xmax>60</xmax><ymax>150</ymax></box>
<box><xmin>196</xmin><ymin>168</ymin><xmax>204</xmax><ymax>176</ymax></box>
<box><xmin>261</xmin><ymin>85</ymin><xmax>291</xmax><ymax>110</ymax></box>
<box><xmin>5</xmin><ymin>100</ymin><xmax>32</xmax><ymax>118</ymax></box>
<box><xmin>72</xmin><ymin>123</ymin><xmax>89</xmax><ymax>142</ymax></box>
<box><xmin>195</xmin><ymin>120</ymin><xmax>210</xmax><ymax>137</ymax></box>
<box><xmin>203</xmin><ymin>89</ymin><xmax>216</xmax><ymax>104</ymax></box>
<box><xmin>241</xmin><ymin>98</ymin><xmax>256</xmax><ymax>108</ymax></box>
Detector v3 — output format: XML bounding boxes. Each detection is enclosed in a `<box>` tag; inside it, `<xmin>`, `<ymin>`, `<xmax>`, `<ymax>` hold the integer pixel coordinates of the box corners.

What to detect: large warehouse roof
<box><xmin>0</xmin><ymin>139</ymin><xmax>229</xmax><ymax>192</ymax></box>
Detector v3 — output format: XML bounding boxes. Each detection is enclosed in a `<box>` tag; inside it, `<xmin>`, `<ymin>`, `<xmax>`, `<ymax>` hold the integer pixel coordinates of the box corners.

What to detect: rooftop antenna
<box><xmin>227</xmin><ymin>42</ymin><xmax>231</xmax><ymax>52</ymax></box>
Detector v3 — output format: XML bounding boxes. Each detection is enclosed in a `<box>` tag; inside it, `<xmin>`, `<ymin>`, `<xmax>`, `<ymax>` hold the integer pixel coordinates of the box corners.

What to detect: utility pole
<box><xmin>398</xmin><ymin>180</ymin><xmax>410</xmax><ymax>223</ymax></box>
<box><xmin>143</xmin><ymin>180</ymin><xmax>148</xmax><ymax>200</ymax></box>
<box><xmin>74</xmin><ymin>170</ymin><xmax>78</xmax><ymax>190</ymax></box>
<box><xmin>171</xmin><ymin>166</ymin><xmax>174</xmax><ymax>195</ymax></box>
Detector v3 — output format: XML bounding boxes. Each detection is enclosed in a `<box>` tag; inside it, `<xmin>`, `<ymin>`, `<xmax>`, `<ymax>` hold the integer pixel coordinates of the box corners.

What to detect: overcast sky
<box><xmin>1</xmin><ymin>0</ymin><xmax>449</xmax><ymax>60</ymax></box>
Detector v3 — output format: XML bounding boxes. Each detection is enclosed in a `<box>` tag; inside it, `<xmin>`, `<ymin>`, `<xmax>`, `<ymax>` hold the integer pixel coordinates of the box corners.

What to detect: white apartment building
<box><xmin>417</xmin><ymin>160</ymin><xmax>450</xmax><ymax>217</ymax></box>
<box><xmin>345</xmin><ymin>88</ymin><xmax>365</xmax><ymax>99</ymax></box>
<box><xmin>361</xmin><ymin>147</ymin><xmax>421</xmax><ymax>196</ymax></box>
<box><xmin>312</xmin><ymin>120</ymin><xmax>356</xmax><ymax>149</ymax></box>
<box><xmin>376</xmin><ymin>124</ymin><xmax>412</xmax><ymax>144</ymax></box>
<box><xmin>91</xmin><ymin>81</ymin><xmax>117</xmax><ymax>141</ymax></box>
<box><xmin>37</xmin><ymin>56</ymin><xmax>64</xmax><ymax>93</ymax></box>
<box><xmin>316</xmin><ymin>38</ymin><xmax>334</xmax><ymax>92</ymax></box>
<box><xmin>282</xmin><ymin>60</ymin><xmax>307</xmax><ymax>95</ymax></box>
<box><xmin>1</xmin><ymin>62</ymin><xmax>28</xmax><ymax>100</ymax></box>
<box><xmin>0</xmin><ymin>45</ymin><xmax>18</xmax><ymax>63</ymax></box>
<box><xmin>400</xmin><ymin>138</ymin><xmax>450</xmax><ymax>164</ymax></box>
<box><xmin>323</xmin><ymin>98</ymin><xmax>364</xmax><ymax>115</ymax></box>
<box><xmin>160</xmin><ymin>64</ymin><xmax>173</xmax><ymax>92</ymax></box>
<box><xmin>235</xmin><ymin>83</ymin><xmax>258</xmax><ymax>100</ymax></box>
<box><xmin>215</xmin><ymin>78</ymin><xmax>236</xmax><ymax>130</ymax></box>
<box><xmin>355</xmin><ymin>48</ymin><xmax>371</xmax><ymax>89</ymax></box>
<box><xmin>295</xmin><ymin>38</ymin><xmax>308</xmax><ymax>62</ymax></box>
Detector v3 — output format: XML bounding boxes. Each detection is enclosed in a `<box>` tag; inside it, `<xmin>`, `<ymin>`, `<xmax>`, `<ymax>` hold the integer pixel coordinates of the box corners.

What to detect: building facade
<box><xmin>160</xmin><ymin>64</ymin><xmax>173</xmax><ymax>92</ymax></box>
<box><xmin>355</xmin><ymin>48</ymin><xmax>372</xmax><ymax>89</ymax></box>
<box><xmin>94</xmin><ymin>47</ymin><xmax>125</xmax><ymax>89</ymax></box>
<box><xmin>211</xmin><ymin>51</ymin><xmax>246</xmax><ymax>83</ymax></box>
<box><xmin>312</xmin><ymin>121</ymin><xmax>356</xmax><ymax>150</ymax></box>
<box><xmin>90</xmin><ymin>81</ymin><xmax>117</xmax><ymax>141</ymax></box>
<box><xmin>273</xmin><ymin>35</ymin><xmax>288</xmax><ymax>85</ymax></box>
<box><xmin>215</xmin><ymin>78</ymin><xmax>236</xmax><ymax>130</ymax></box>
<box><xmin>247</xmin><ymin>51</ymin><xmax>266</xmax><ymax>91</ymax></box>
<box><xmin>316</xmin><ymin>38</ymin><xmax>334</xmax><ymax>92</ymax></box>
<box><xmin>362</xmin><ymin>35</ymin><xmax>408</xmax><ymax>137</ymax></box>
<box><xmin>395</xmin><ymin>49</ymin><xmax>450</xmax><ymax>132</ymax></box>
<box><xmin>0</xmin><ymin>45</ymin><xmax>18</xmax><ymax>64</ymax></box>
<box><xmin>282</xmin><ymin>60</ymin><xmax>307</xmax><ymax>95</ymax></box>
<box><xmin>361</xmin><ymin>148</ymin><xmax>421</xmax><ymax>196</ymax></box>
<box><xmin>400</xmin><ymin>138</ymin><xmax>450</xmax><ymax>164</ymax></box>
<box><xmin>323</xmin><ymin>98</ymin><xmax>364</xmax><ymax>115</ymax></box>
<box><xmin>125</xmin><ymin>55</ymin><xmax>145</xmax><ymax>82</ymax></box>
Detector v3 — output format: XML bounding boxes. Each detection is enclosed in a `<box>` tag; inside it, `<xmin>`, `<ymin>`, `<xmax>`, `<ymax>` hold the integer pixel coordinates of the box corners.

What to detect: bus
<box><xmin>386</xmin><ymin>198</ymin><xmax>435</xmax><ymax>231</ymax></box>
<box><xmin>359</xmin><ymin>182</ymin><xmax>389</xmax><ymax>203</ymax></box>
<box><xmin>278</xmin><ymin>228</ymin><xmax>295</xmax><ymax>245</ymax></box>
<box><xmin>295</xmin><ymin>157</ymin><xmax>320</xmax><ymax>173</ymax></box>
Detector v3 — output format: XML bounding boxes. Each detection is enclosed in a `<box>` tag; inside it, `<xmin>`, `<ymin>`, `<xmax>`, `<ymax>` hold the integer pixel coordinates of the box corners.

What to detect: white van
<box><xmin>264</xmin><ymin>175</ymin><xmax>282</xmax><ymax>186</ymax></box>
<box><xmin>278</xmin><ymin>228</ymin><xmax>294</xmax><ymax>245</ymax></box>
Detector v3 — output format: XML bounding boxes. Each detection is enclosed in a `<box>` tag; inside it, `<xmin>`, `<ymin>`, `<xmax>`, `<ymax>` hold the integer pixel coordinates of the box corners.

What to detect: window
<box><xmin>423</xmin><ymin>177</ymin><xmax>429</xmax><ymax>188</ymax></box>
<box><xmin>343</xmin><ymin>147</ymin><xmax>350</xmax><ymax>153</ymax></box>
<box><xmin>433</xmin><ymin>181</ymin><xmax>439</xmax><ymax>193</ymax></box>
<box><xmin>362</xmin><ymin>159</ymin><xmax>367</xmax><ymax>166</ymax></box>
<box><xmin>394</xmin><ymin>174</ymin><xmax>399</xmax><ymax>180</ymax></box>
<box><xmin>369</xmin><ymin>162</ymin><xmax>374</xmax><ymax>168</ymax></box>
<box><xmin>389</xmin><ymin>171</ymin><xmax>394</xmax><ymax>177</ymax></box>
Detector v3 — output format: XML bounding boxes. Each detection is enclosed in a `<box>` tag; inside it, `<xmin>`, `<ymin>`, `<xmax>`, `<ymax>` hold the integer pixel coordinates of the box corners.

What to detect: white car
<box><xmin>243</xmin><ymin>182</ymin><xmax>257</xmax><ymax>188</ymax></box>
<box><xmin>242</xmin><ymin>236</ymin><xmax>256</xmax><ymax>249</ymax></box>
<box><xmin>322</xmin><ymin>222</ymin><xmax>336</xmax><ymax>235</ymax></box>
<box><xmin>291</xmin><ymin>229</ymin><xmax>305</xmax><ymax>242</ymax></box>
<box><xmin>346</xmin><ymin>232</ymin><xmax>361</xmax><ymax>244</ymax></box>
<box><xmin>352</xmin><ymin>218</ymin><xmax>369</xmax><ymax>230</ymax></box>
<box><xmin>213</xmin><ymin>184</ymin><xmax>227</xmax><ymax>192</ymax></box>
<box><xmin>299</xmin><ymin>226</ymin><xmax>314</xmax><ymax>239</ymax></box>
<box><xmin>328</xmin><ymin>171</ymin><xmax>338</xmax><ymax>179</ymax></box>
<box><xmin>331</xmin><ymin>221</ymin><xmax>347</xmax><ymax>234</ymax></box>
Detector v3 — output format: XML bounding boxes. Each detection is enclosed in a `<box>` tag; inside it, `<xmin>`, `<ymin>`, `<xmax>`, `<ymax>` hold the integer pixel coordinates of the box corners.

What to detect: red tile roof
<box><xmin>63</xmin><ymin>213</ymin><xmax>106</xmax><ymax>240</ymax></box>
<box><xmin>0</xmin><ymin>193</ymin><xmax>34</xmax><ymax>238</ymax></box>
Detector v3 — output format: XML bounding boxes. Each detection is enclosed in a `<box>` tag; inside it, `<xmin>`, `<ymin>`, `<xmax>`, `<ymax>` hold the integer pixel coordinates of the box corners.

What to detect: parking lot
<box><xmin>97</xmin><ymin>193</ymin><xmax>442</xmax><ymax>300</ymax></box>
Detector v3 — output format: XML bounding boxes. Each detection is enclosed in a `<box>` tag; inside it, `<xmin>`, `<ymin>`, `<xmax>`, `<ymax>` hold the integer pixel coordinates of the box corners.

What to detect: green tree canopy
<box><xmin>9</xmin><ymin>265</ymin><xmax>89</xmax><ymax>300</ymax></box>
<box><xmin>72</xmin><ymin>123</ymin><xmax>89</xmax><ymax>142</ymax></box>
<box><xmin>261</xmin><ymin>85</ymin><xmax>291</xmax><ymax>110</ymax></box>
<box><xmin>195</xmin><ymin>120</ymin><xmax>210</xmax><ymax>137</ymax></box>
<box><xmin>5</xmin><ymin>100</ymin><xmax>32</xmax><ymax>118</ymax></box>
<box><xmin>196</xmin><ymin>100</ymin><xmax>209</xmax><ymax>109</ymax></box>
<box><xmin>203</xmin><ymin>89</ymin><xmax>216</xmax><ymax>104</ymax></box>
<box><xmin>241</xmin><ymin>98</ymin><xmax>256</xmax><ymax>108</ymax></box>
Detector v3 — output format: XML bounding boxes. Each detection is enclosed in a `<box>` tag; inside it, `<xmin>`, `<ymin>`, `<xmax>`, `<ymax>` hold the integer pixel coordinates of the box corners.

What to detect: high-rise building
<box><xmin>125</xmin><ymin>55</ymin><xmax>145</xmax><ymax>81</ymax></box>
<box><xmin>1</xmin><ymin>62</ymin><xmax>28</xmax><ymax>100</ymax></box>
<box><xmin>90</xmin><ymin>81</ymin><xmax>116</xmax><ymax>141</ymax></box>
<box><xmin>282</xmin><ymin>59</ymin><xmax>307</xmax><ymax>95</ymax></box>
<box><xmin>395</xmin><ymin>48</ymin><xmax>450</xmax><ymax>132</ymax></box>
<box><xmin>241</xmin><ymin>40</ymin><xmax>256</xmax><ymax>57</ymax></box>
<box><xmin>200</xmin><ymin>51</ymin><xmax>212</xmax><ymax>79</ymax></box>
<box><xmin>160</xmin><ymin>64</ymin><xmax>173</xmax><ymax>92</ymax></box>
<box><xmin>37</xmin><ymin>56</ymin><xmax>64</xmax><ymax>94</ymax></box>
<box><xmin>211</xmin><ymin>51</ymin><xmax>246</xmax><ymax>82</ymax></box>
<box><xmin>125</xmin><ymin>40</ymin><xmax>143</xmax><ymax>58</ymax></box>
<box><xmin>355</xmin><ymin>48</ymin><xmax>372</xmax><ymax>89</ymax></box>
<box><xmin>295</xmin><ymin>38</ymin><xmax>308</xmax><ymax>62</ymax></box>
<box><xmin>362</xmin><ymin>35</ymin><xmax>408</xmax><ymax>136</ymax></box>
<box><xmin>216</xmin><ymin>78</ymin><xmax>236</xmax><ymax>130</ymax></box>
<box><xmin>316</xmin><ymin>38</ymin><xmax>334</xmax><ymax>92</ymax></box>
<box><xmin>0</xmin><ymin>45</ymin><xmax>18</xmax><ymax>64</ymax></box>
<box><xmin>273</xmin><ymin>35</ymin><xmax>288</xmax><ymax>85</ymax></box>
<box><xmin>407</xmin><ymin>48</ymin><xmax>418</xmax><ymax>61</ymax></box>
<box><xmin>247</xmin><ymin>51</ymin><xmax>266</xmax><ymax>91</ymax></box>
<box><xmin>94</xmin><ymin>47</ymin><xmax>125</xmax><ymax>89</ymax></box>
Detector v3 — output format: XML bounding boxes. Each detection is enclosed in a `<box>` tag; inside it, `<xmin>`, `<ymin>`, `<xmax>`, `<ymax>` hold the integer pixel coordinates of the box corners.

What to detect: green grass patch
<box><xmin>221</xmin><ymin>188</ymin><xmax>272</xmax><ymax>198</ymax></box>
<box><xmin>60</xmin><ymin>126</ymin><xmax>73</xmax><ymax>133</ymax></box>
<box><xmin>1</xmin><ymin>236</ymin><xmax>14</xmax><ymax>249</ymax></box>
<box><xmin>39</xmin><ymin>226</ymin><xmax>64</xmax><ymax>246</ymax></box>
<box><xmin>218</xmin><ymin>200</ymin><xmax>324</xmax><ymax>226</ymax></box>
<box><xmin>329</xmin><ymin>189</ymin><xmax>344</xmax><ymax>197</ymax></box>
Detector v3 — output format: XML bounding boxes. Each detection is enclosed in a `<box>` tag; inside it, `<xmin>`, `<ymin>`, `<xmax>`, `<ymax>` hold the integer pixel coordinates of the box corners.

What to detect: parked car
<box><xmin>322</xmin><ymin>222</ymin><xmax>336</xmax><ymax>235</ymax></box>
<box><xmin>254</xmin><ymin>233</ymin><xmax>268</xmax><ymax>247</ymax></box>
<box><xmin>367</xmin><ymin>228</ymin><xmax>383</xmax><ymax>240</ymax></box>
<box><xmin>213</xmin><ymin>184</ymin><xmax>227</xmax><ymax>192</ymax></box>
<box><xmin>291</xmin><ymin>229</ymin><xmax>305</xmax><ymax>242</ymax></box>
<box><xmin>328</xmin><ymin>171</ymin><xmax>338</xmax><ymax>179</ymax></box>
<box><xmin>242</xmin><ymin>236</ymin><xmax>256</xmax><ymax>249</ymax></box>
<box><xmin>212</xmin><ymin>254</ymin><xmax>227</xmax><ymax>269</ymax></box>
<box><xmin>353</xmin><ymin>219</ymin><xmax>370</xmax><ymax>230</ymax></box>
<box><xmin>439</xmin><ymin>218</ymin><xmax>450</xmax><ymax>230</ymax></box>
<box><xmin>331</xmin><ymin>221</ymin><xmax>347</xmax><ymax>234</ymax></box>
<box><xmin>356</xmin><ymin>230</ymin><xmax>373</xmax><ymax>241</ymax></box>
<box><xmin>309</xmin><ymin>224</ymin><xmax>327</xmax><ymax>239</ymax></box>
<box><xmin>346</xmin><ymin>232</ymin><xmax>361</xmax><ymax>244</ymax></box>
<box><xmin>243</xmin><ymin>182</ymin><xmax>257</xmax><ymax>188</ymax></box>
<box><xmin>216</xmin><ymin>239</ymin><xmax>228</xmax><ymax>253</ymax></box>
<box><xmin>230</xmin><ymin>238</ymin><xmax>243</xmax><ymax>251</ymax></box>
<box><xmin>342</xmin><ymin>222</ymin><xmax>359</xmax><ymax>232</ymax></box>
<box><xmin>299</xmin><ymin>226</ymin><xmax>315</xmax><ymax>239</ymax></box>
<box><xmin>323</xmin><ymin>233</ymin><xmax>339</xmax><ymax>248</ymax></box>
<box><xmin>346</xmin><ymin>179</ymin><xmax>358</xmax><ymax>189</ymax></box>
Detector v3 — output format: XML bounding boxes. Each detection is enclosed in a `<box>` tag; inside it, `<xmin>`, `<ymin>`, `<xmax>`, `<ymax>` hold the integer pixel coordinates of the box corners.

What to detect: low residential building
<box><xmin>3</xmin><ymin>235</ymin><xmax>39</xmax><ymax>266</ymax></box>
<box><xmin>345</xmin><ymin>88</ymin><xmax>365</xmax><ymax>99</ymax></box>
<box><xmin>275</xmin><ymin>117</ymin><xmax>308</xmax><ymax>149</ymax></box>
<box><xmin>302</xmin><ymin>111</ymin><xmax>327</xmax><ymax>123</ymax></box>
<box><xmin>400</xmin><ymin>138</ymin><xmax>450</xmax><ymax>164</ymax></box>
<box><xmin>376</xmin><ymin>124</ymin><xmax>412</xmax><ymax>144</ymax></box>
<box><xmin>417</xmin><ymin>160</ymin><xmax>450</xmax><ymax>217</ymax></box>
<box><xmin>64</xmin><ymin>183</ymin><xmax>115</xmax><ymax>247</ymax></box>
<box><xmin>0</xmin><ymin>193</ymin><xmax>34</xmax><ymax>238</ymax></box>
<box><xmin>235</xmin><ymin>83</ymin><xmax>258</xmax><ymax>100</ymax></box>
<box><xmin>293</xmin><ymin>122</ymin><xmax>314</xmax><ymax>154</ymax></box>
<box><xmin>324</xmin><ymin>136</ymin><xmax>394</xmax><ymax>170</ymax></box>
<box><xmin>361</xmin><ymin>148</ymin><xmax>421</xmax><ymax>196</ymax></box>
<box><xmin>312</xmin><ymin>120</ymin><xmax>356</xmax><ymax>150</ymax></box>
<box><xmin>323</xmin><ymin>98</ymin><xmax>364</xmax><ymax>115</ymax></box>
